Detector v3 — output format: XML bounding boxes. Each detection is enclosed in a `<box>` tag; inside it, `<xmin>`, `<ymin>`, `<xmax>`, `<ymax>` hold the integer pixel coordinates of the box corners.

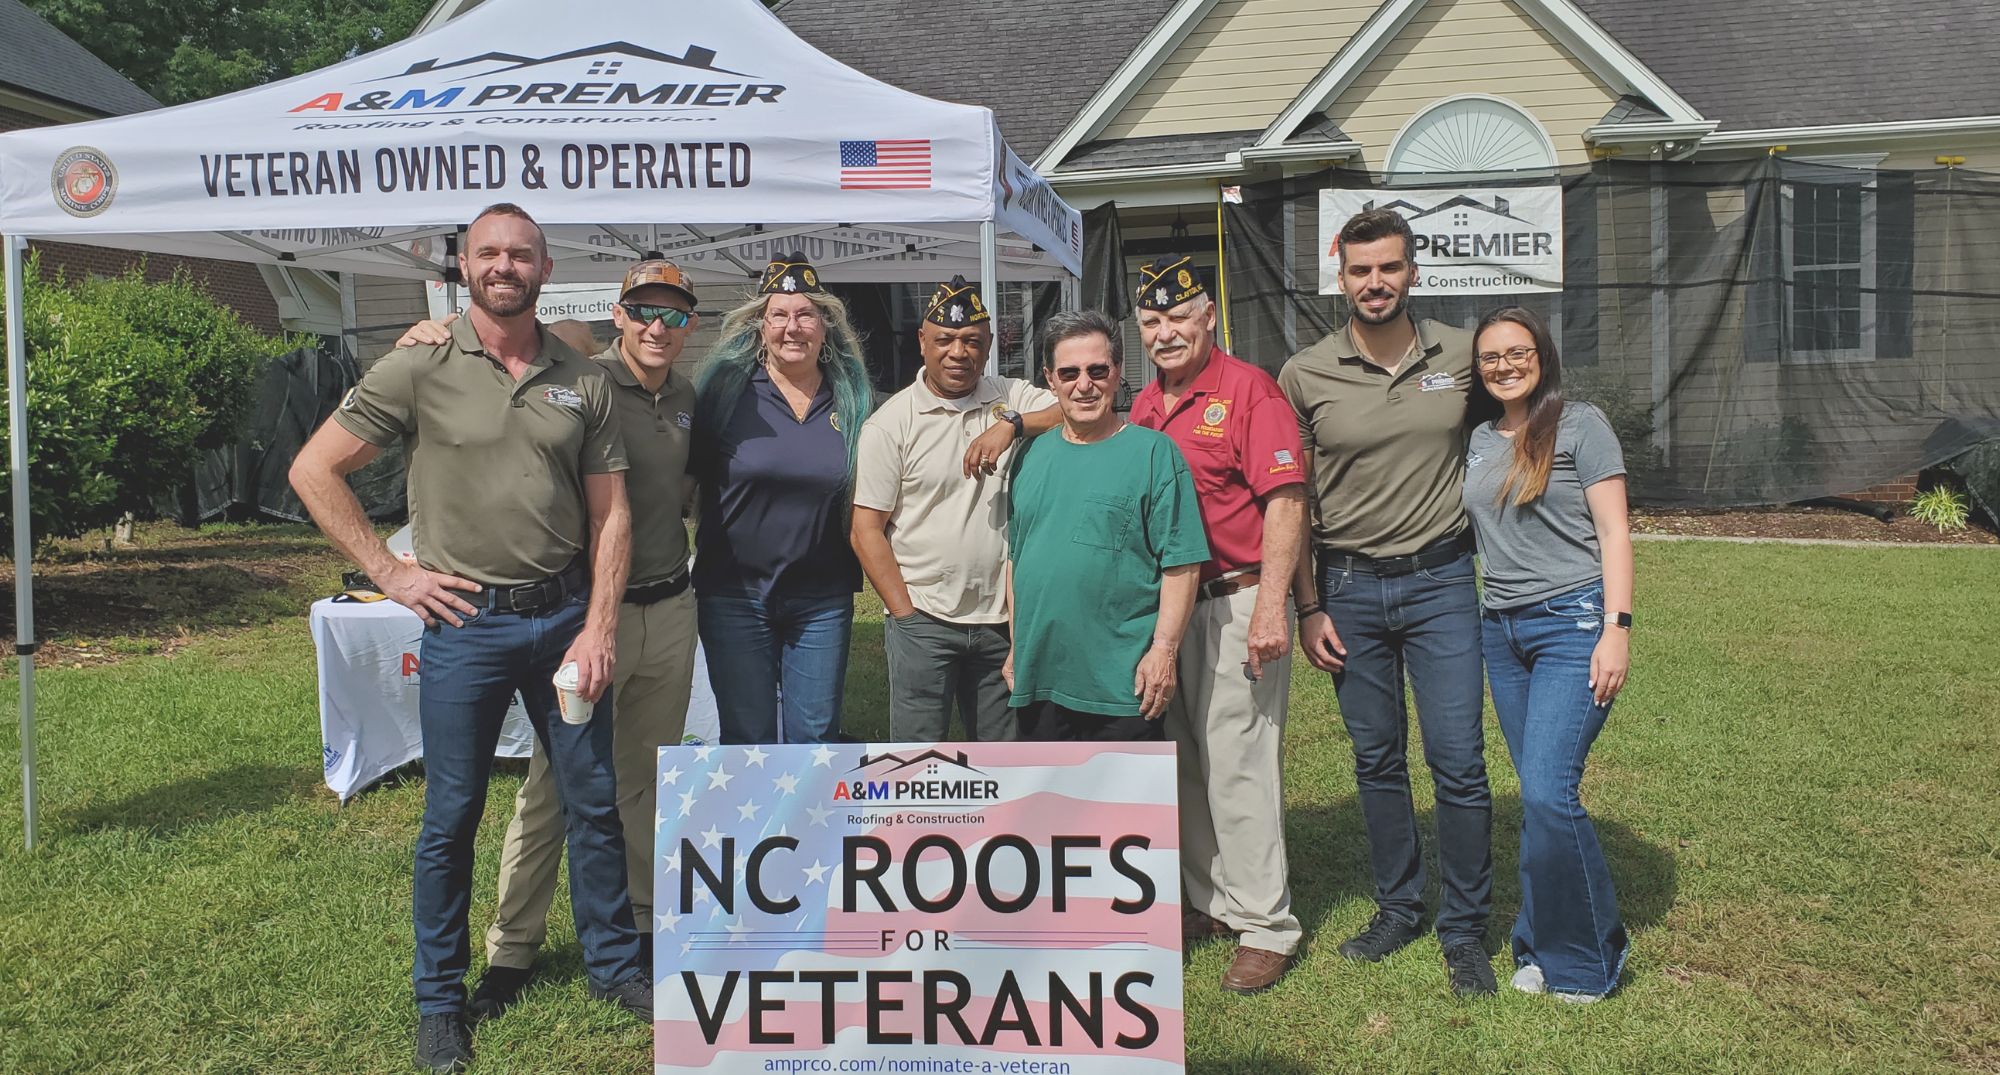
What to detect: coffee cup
<box><xmin>553</xmin><ymin>661</ymin><xmax>594</xmax><ymax>725</ymax></box>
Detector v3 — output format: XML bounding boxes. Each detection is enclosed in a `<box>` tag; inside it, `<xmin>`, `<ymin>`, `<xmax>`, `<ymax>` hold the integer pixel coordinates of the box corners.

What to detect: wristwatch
<box><xmin>1607</xmin><ymin>612</ymin><xmax>1633</xmax><ymax>630</ymax></box>
<box><xmin>998</xmin><ymin>408</ymin><xmax>1025</xmax><ymax>438</ymax></box>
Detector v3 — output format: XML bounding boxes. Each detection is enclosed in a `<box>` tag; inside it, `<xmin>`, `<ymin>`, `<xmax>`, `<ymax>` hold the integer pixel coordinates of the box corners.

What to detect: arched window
<box><xmin>1386</xmin><ymin>94</ymin><xmax>1558</xmax><ymax>174</ymax></box>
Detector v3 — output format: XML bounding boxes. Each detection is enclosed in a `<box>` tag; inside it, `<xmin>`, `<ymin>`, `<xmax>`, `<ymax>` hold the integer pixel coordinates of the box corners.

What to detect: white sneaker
<box><xmin>1509</xmin><ymin>964</ymin><xmax>1546</xmax><ymax>994</ymax></box>
<box><xmin>1556</xmin><ymin>990</ymin><xmax>1606</xmax><ymax>1005</ymax></box>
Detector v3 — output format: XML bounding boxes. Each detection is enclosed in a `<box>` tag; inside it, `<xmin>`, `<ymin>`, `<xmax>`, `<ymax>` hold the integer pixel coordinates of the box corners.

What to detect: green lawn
<box><xmin>2</xmin><ymin>535</ymin><xmax>1997</xmax><ymax>1073</ymax></box>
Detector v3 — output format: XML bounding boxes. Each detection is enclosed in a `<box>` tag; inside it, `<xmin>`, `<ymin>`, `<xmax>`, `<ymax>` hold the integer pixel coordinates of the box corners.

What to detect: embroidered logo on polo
<box><xmin>675</xmin><ymin>411</ymin><xmax>693</xmax><ymax>429</ymax></box>
<box><xmin>1270</xmin><ymin>447</ymin><xmax>1300</xmax><ymax>476</ymax></box>
<box><xmin>1418</xmin><ymin>372</ymin><xmax>1457</xmax><ymax>392</ymax></box>
<box><xmin>1190</xmin><ymin>398</ymin><xmax>1230</xmax><ymax>440</ymax></box>
<box><xmin>1467</xmin><ymin>450</ymin><xmax>1485</xmax><ymax>469</ymax></box>
<box><xmin>542</xmin><ymin>385</ymin><xmax>585</xmax><ymax>408</ymax></box>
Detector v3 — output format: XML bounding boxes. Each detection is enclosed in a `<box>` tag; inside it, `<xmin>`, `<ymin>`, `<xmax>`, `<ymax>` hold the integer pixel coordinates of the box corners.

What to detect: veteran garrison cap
<box><xmin>1136</xmin><ymin>254</ymin><xmax>1207</xmax><ymax>311</ymax></box>
<box><xmin>758</xmin><ymin>252</ymin><xmax>825</xmax><ymax>296</ymax></box>
<box><xmin>923</xmin><ymin>275</ymin><xmax>991</xmax><ymax>328</ymax></box>
<box><xmin>620</xmin><ymin>258</ymin><xmax>697</xmax><ymax>306</ymax></box>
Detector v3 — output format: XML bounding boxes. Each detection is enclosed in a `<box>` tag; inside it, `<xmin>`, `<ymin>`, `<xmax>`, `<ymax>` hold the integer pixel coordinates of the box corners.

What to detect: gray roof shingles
<box><xmin>773</xmin><ymin>0</ymin><xmax>1180</xmax><ymax>160</ymax></box>
<box><xmin>0</xmin><ymin>0</ymin><xmax>160</xmax><ymax>116</ymax></box>
<box><xmin>1573</xmin><ymin>0</ymin><xmax>2000</xmax><ymax>130</ymax></box>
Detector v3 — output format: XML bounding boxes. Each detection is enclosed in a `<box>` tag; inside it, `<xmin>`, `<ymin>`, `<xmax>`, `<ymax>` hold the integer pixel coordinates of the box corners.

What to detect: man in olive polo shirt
<box><xmin>851</xmin><ymin>275</ymin><xmax>1058</xmax><ymax>742</ymax></box>
<box><xmin>1279</xmin><ymin>208</ymin><xmax>1496</xmax><ymax>997</ymax></box>
<box><xmin>290</xmin><ymin>203</ymin><xmax>651</xmax><ymax>1071</ymax></box>
<box><xmin>394</xmin><ymin>261</ymin><xmax>705</xmax><ymax>1017</ymax></box>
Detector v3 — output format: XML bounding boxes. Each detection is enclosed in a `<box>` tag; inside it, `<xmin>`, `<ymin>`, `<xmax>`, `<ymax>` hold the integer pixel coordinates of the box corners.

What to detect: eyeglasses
<box><xmin>1475</xmin><ymin>346</ymin><xmax>1539</xmax><ymax>370</ymax></box>
<box><xmin>1052</xmin><ymin>363</ymin><xmax>1115</xmax><ymax>384</ymax></box>
<box><xmin>764</xmin><ymin>310</ymin><xmax>823</xmax><ymax>329</ymax></box>
<box><xmin>620</xmin><ymin>302</ymin><xmax>692</xmax><ymax>328</ymax></box>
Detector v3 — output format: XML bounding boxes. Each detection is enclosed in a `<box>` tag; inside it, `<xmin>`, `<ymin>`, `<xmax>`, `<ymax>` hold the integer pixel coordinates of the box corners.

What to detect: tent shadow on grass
<box><xmin>64</xmin><ymin>762</ymin><xmax>319</xmax><ymax>837</ymax></box>
<box><xmin>1285</xmin><ymin>795</ymin><xmax>1678</xmax><ymax>956</ymax></box>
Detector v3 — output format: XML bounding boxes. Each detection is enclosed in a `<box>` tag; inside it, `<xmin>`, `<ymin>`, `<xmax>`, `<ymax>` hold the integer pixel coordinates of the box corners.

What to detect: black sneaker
<box><xmin>468</xmin><ymin>964</ymin><xmax>534</xmax><ymax>1023</ymax></box>
<box><xmin>1443</xmin><ymin>940</ymin><xmax>1498</xmax><ymax>996</ymax></box>
<box><xmin>414</xmin><ymin>1012</ymin><xmax>472</xmax><ymax>1073</ymax></box>
<box><xmin>590</xmin><ymin>975</ymin><xmax>654</xmax><ymax>1021</ymax></box>
<box><xmin>1336</xmin><ymin>911</ymin><xmax>1422</xmax><ymax>962</ymax></box>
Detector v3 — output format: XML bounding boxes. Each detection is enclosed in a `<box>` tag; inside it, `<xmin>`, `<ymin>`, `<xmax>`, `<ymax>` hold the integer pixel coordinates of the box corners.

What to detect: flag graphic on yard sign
<box><xmin>839</xmin><ymin>139</ymin><xmax>932</xmax><ymax>189</ymax></box>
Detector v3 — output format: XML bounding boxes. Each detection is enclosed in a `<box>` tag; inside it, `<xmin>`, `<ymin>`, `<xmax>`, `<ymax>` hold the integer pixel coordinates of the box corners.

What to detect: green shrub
<box><xmin>1909</xmin><ymin>486</ymin><xmax>1970</xmax><ymax>532</ymax></box>
<box><xmin>0</xmin><ymin>254</ymin><xmax>291</xmax><ymax>544</ymax></box>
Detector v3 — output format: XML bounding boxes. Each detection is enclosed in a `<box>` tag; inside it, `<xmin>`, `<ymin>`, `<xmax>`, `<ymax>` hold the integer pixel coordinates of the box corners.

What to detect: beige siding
<box><xmin>1882</xmin><ymin>136</ymin><xmax>2000</xmax><ymax>171</ymax></box>
<box><xmin>1099</xmin><ymin>0</ymin><xmax>1378</xmax><ymax>140</ymax></box>
<box><xmin>1328</xmin><ymin>0</ymin><xmax>1616</xmax><ymax>168</ymax></box>
<box><xmin>351</xmin><ymin>277</ymin><xmax>431</xmax><ymax>369</ymax></box>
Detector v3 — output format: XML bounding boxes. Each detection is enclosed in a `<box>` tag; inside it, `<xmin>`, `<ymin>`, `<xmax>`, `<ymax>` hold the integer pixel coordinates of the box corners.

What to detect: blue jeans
<box><xmin>698</xmin><ymin>592</ymin><xmax>854</xmax><ymax>744</ymax></box>
<box><xmin>1483</xmin><ymin>581</ymin><xmax>1629</xmax><ymax>995</ymax></box>
<box><xmin>413</xmin><ymin>593</ymin><xmax>643</xmax><ymax>1014</ymax></box>
<box><xmin>1320</xmin><ymin>549</ymin><xmax>1493</xmax><ymax>944</ymax></box>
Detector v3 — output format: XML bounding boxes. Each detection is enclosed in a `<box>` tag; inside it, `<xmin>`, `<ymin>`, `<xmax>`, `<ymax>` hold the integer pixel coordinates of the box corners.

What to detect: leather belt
<box><xmin>625</xmin><ymin>562</ymin><xmax>691</xmax><ymax>606</ymax></box>
<box><xmin>1198</xmin><ymin>566</ymin><xmax>1261</xmax><ymax>602</ymax></box>
<box><xmin>473</xmin><ymin>561</ymin><xmax>588</xmax><ymax>613</ymax></box>
<box><xmin>1320</xmin><ymin>533</ymin><xmax>1472</xmax><ymax>578</ymax></box>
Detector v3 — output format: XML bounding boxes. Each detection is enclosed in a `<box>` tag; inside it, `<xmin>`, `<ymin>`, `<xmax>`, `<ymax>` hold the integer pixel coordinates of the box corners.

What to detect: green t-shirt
<box><xmin>1006</xmin><ymin>424</ymin><xmax>1210</xmax><ymax>716</ymax></box>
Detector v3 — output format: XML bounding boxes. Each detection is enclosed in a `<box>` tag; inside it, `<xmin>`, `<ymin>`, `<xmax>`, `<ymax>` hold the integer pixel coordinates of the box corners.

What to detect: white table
<box><xmin>310</xmin><ymin>597</ymin><xmax>719</xmax><ymax>801</ymax></box>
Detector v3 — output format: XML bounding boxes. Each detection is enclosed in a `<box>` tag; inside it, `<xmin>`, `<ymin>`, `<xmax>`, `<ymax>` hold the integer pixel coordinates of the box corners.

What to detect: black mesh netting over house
<box><xmin>175</xmin><ymin>338</ymin><xmax>406</xmax><ymax>524</ymax></box>
<box><xmin>1219</xmin><ymin>158</ymin><xmax>2000</xmax><ymax>507</ymax></box>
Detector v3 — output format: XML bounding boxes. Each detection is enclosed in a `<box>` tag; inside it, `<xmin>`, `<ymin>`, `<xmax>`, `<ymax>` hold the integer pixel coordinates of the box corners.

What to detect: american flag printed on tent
<box><xmin>839</xmin><ymin>139</ymin><xmax>933</xmax><ymax>190</ymax></box>
<box><xmin>655</xmin><ymin>741</ymin><xmax>1185</xmax><ymax>1073</ymax></box>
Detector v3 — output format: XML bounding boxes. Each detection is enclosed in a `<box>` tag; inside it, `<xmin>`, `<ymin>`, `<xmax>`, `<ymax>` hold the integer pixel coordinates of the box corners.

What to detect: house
<box><xmin>772</xmin><ymin>0</ymin><xmax>2000</xmax><ymax>505</ymax></box>
<box><xmin>405</xmin><ymin>0</ymin><xmax>2000</xmax><ymax>504</ymax></box>
<box><xmin>0</xmin><ymin>0</ymin><xmax>298</xmax><ymax>335</ymax></box>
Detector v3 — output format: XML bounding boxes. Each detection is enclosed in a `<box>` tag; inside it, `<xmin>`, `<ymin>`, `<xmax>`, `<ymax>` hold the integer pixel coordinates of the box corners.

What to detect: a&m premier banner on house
<box><xmin>655</xmin><ymin>742</ymin><xmax>1184</xmax><ymax>1074</ymax></box>
<box><xmin>1320</xmin><ymin>185</ymin><xmax>1564</xmax><ymax>295</ymax></box>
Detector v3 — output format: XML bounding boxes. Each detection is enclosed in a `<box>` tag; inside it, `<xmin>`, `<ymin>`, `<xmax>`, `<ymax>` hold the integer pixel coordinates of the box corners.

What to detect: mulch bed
<box><xmin>1631</xmin><ymin>506</ymin><xmax>1998</xmax><ymax>545</ymax></box>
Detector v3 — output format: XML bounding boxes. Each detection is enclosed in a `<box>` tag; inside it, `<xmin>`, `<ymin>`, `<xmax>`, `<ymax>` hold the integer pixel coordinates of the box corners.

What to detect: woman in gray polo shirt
<box><xmin>1462</xmin><ymin>306</ymin><xmax>1633</xmax><ymax>1003</ymax></box>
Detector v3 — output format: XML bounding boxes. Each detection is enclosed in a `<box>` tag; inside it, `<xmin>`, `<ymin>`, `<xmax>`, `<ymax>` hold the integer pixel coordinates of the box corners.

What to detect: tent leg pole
<box><xmin>979</xmin><ymin>220</ymin><xmax>999</xmax><ymax>377</ymax></box>
<box><xmin>4</xmin><ymin>233</ymin><xmax>38</xmax><ymax>852</ymax></box>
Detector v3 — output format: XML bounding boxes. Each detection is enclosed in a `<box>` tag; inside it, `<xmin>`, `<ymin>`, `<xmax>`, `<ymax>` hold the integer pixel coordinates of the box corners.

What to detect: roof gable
<box><xmin>0</xmin><ymin>0</ymin><xmax>160</xmax><ymax>117</ymax></box>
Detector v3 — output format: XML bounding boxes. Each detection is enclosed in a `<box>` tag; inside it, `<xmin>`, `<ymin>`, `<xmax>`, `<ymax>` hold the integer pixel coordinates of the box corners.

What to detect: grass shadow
<box><xmin>1284</xmin><ymin>794</ymin><xmax>1676</xmax><ymax>957</ymax></box>
<box><xmin>64</xmin><ymin>762</ymin><xmax>319</xmax><ymax>837</ymax></box>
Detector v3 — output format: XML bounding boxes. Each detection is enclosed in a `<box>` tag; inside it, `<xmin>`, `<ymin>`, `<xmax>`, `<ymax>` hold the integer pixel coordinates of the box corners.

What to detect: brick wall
<box><xmin>2</xmin><ymin>104</ymin><xmax>283</xmax><ymax>335</ymax></box>
<box><xmin>1843</xmin><ymin>474</ymin><xmax>1920</xmax><ymax>506</ymax></box>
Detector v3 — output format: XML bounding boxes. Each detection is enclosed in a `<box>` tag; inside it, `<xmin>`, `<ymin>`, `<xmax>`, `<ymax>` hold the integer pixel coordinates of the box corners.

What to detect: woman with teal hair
<box><xmin>692</xmin><ymin>253</ymin><xmax>874</xmax><ymax>744</ymax></box>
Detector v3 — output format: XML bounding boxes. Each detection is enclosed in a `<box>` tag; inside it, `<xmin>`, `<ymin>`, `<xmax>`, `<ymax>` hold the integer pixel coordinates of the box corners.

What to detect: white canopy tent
<box><xmin>0</xmin><ymin>0</ymin><xmax>1083</xmax><ymax>847</ymax></box>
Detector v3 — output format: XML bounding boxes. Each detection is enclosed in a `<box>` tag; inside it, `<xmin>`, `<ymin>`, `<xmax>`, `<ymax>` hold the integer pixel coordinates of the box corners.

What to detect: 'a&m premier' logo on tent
<box><xmin>51</xmin><ymin>147</ymin><xmax>116</xmax><ymax>217</ymax></box>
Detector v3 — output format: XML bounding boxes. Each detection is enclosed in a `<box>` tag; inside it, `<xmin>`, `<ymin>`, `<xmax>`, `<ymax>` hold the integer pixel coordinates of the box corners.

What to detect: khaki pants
<box><xmin>485</xmin><ymin>588</ymin><xmax>698</xmax><ymax>968</ymax></box>
<box><xmin>1164</xmin><ymin>585</ymin><xmax>1302</xmax><ymax>955</ymax></box>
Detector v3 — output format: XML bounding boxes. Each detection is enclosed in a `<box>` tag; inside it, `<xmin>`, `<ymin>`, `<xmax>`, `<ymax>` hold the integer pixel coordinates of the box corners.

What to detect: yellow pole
<box><xmin>1215</xmin><ymin>187</ymin><xmax>1232</xmax><ymax>351</ymax></box>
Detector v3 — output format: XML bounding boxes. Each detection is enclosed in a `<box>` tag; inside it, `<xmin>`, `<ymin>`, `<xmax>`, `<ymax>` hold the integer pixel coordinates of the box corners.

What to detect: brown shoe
<box><xmin>1183</xmin><ymin>909</ymin><xmax>1234</xmax><ymax>945</ymax></box>
<box><xmin>1221</xmin><ymin>946</ymin><xmax>1296</xmax><ymax>994</ymax></box>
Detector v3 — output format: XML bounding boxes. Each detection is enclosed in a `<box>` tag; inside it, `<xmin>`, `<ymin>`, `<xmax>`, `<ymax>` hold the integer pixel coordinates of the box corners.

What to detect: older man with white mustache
<box><xmin>1126</xmin><ymin>255</ymin><xmax>1309</xmax><ymax>995</ymax></box>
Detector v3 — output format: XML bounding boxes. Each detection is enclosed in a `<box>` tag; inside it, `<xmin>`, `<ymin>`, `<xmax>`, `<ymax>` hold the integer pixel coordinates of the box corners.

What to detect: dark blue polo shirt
<box><xmin>693</xmin><ymin>364</ymin><xmax>861</xmax><ymax>600</ymax></box>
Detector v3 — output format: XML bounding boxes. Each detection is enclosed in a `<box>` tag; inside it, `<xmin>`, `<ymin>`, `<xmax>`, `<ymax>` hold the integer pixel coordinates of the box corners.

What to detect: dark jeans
<box><xmin>1483</xmin><ymin>581</ymin><xmax>1628</xmax><ymax>995</ymax></box>
<box><xmin>1320</xmin><ymin>548</ymin><xmax>1492</xmax><ymax>944</ymax></box>
<box><xmin>698</xmin><ymin>592</ymin><xmax>853</xmax><ymax>744</ymax></box>
<box><xmin>884</xmin><ymin>611</ymin><xmax>1015</xmax><ymax>741</ymax></box>
<box><xmin>413</xmin><ymin>593</ymin><xmax>643</xmax><ymax>1015</ymax></box>
<box><xmin>1015</xmin><ymin>700</ymin><xmax>1166</xmax><ymax>742</ymax></box>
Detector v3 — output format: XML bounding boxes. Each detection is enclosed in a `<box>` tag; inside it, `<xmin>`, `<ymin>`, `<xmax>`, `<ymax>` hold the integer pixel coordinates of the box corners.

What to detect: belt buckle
<box><xmin>1378</xmin><ymin>555</ymin><xmax>1418</xmax><ymax>577</ymax></box>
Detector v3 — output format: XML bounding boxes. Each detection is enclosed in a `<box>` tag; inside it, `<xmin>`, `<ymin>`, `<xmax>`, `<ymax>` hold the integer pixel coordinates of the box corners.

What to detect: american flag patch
<box><xmin>1274</xmin><ymin>449</ymin><xmax>1295</xmax><ymax>466</ymax></box>
<box><xmin>839</xmin><ymin>139</ymin><xmax>932</xmax><ymax>190</ymax></box>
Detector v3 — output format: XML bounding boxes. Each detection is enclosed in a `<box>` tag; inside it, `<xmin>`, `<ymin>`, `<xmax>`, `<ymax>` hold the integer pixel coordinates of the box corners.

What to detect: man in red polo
<box><xmin>1129</xmin><ymin>255</ymin><xmax>1308</xmax><ymax>993</ymax></box>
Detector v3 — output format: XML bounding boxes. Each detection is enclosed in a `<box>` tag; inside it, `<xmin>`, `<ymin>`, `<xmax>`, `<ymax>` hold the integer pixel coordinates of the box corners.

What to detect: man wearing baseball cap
<box><xmin>392</xmin><ymin>259</ymin><xmax>704</xmax><ymax>1017</ymax></box>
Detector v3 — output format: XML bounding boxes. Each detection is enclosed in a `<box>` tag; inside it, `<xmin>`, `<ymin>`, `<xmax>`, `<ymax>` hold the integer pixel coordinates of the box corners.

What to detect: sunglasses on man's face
<box><xmin>620</xmin><ymin>302</ymin><xmax>692</xmax><ymax>328</ymax></box>
<box><xmin>1052</xmin><ymin>363</ymin><xmax>1115</xmax><ymax>385</ymax></box>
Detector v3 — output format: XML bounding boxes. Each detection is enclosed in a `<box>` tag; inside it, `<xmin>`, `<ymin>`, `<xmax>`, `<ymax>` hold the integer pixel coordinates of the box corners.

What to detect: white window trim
<box><xmin>1385</xmin><ymin>93</ymin><xmax>1560</xmax><ymax>176</ymax></box>
<box><xmin>1778</xmin><ymin>154</ymin><xmax>1886</xmax><ymax>365</ymax></box>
